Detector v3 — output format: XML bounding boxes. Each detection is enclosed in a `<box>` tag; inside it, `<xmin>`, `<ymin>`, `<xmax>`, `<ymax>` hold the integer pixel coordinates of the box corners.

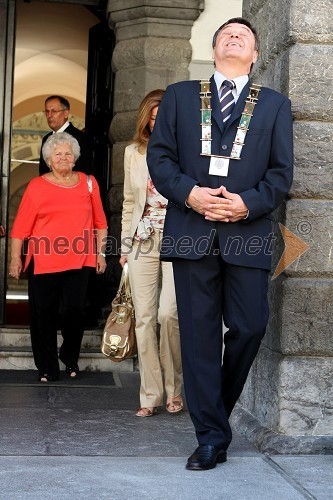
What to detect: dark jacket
<box><xmin>147</xmin><ymin>77</ymin><xmax>294</xmax><ymax>270</ymax></box>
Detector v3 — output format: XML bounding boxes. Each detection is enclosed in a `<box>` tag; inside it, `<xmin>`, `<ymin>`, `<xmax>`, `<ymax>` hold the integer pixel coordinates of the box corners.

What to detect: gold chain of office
<box><xmin>199</xmin><ymin>80</ymin><xmax>262</xmax><ymax>159</ymax></box>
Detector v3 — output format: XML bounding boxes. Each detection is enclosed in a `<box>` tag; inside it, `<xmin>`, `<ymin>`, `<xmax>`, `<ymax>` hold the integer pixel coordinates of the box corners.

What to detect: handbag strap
<box><xmin>117</xmin><ymin>263</ymin><xmax>132</xmax><ymax>299</ymax></box>
<box><xmin>87</xmin><ymin>175</ymin><xmax>93</xmax><ymax>194</ymax></box>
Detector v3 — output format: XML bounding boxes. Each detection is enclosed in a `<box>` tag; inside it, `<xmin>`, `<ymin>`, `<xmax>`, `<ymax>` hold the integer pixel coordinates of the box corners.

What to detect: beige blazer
<box><xmin>121</xmin><ymin>143</ymin><xmax>149</xmax><ymax>255</ymax></box>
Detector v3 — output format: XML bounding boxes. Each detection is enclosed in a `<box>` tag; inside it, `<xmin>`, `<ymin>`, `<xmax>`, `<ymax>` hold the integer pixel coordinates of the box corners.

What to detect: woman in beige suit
<box><xmin>120</xmin><ymin>89</ymin><xmax>183</xmax><ymax>417</ymax></box>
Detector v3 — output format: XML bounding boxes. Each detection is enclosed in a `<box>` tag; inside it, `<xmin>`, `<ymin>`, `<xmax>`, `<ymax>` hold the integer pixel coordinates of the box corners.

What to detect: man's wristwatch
<box><xmin>99</xmin><ymin>252</ymin><xmax>106</xmax><ymax>258</ymax></box>
<box><xmin>185</xmin><ymin>185</ymin><xmax>199</xmax><ymax>208</ymax></box>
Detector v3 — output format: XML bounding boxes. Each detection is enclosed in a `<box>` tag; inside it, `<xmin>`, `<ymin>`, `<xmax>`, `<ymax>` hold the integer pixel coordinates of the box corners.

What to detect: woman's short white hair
<box><xmin>42</xmin><ymin>132</ymin><xmax>81</xmax><ymax>165</ymax></box>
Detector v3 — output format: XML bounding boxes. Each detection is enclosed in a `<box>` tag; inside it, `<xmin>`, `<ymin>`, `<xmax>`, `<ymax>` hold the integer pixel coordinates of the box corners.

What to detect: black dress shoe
<box><xmin>186</xmin><ymin>445</ymin><xmax>227</xmax><ymax>471</ymax></box>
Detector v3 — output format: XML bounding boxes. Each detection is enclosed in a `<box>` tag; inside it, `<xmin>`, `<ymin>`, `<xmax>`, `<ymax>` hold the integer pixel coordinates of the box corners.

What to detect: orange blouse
<box><xmin>11</xmin><ymin>173</ymin><xmax>107</xmax><ymax>275</ymax></box>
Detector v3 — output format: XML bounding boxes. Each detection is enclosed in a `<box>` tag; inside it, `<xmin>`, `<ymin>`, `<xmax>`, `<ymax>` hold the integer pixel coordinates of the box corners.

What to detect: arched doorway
<box><xmin>1</xmin><ymin>0</ymin><xmax>114</xmax><ymax>325</ymax></box>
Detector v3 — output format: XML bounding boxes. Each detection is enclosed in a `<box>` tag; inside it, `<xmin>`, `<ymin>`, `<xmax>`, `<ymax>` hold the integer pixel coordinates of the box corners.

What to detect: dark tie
<box><xmin>220</xmin><ymin>80</ymin><xmax>235</xmax><ymax>124</ymax></box>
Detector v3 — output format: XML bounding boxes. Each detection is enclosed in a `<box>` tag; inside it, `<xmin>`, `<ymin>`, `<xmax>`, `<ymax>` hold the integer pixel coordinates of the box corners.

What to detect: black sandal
<box><xmin>38</xmin><ymin>373</ymin><xmax>58</xmax><ymax>382</ymax></box>
<box><xmin>65</xmin><ymin>365</ymin><xmax>79</xmax><ymax>378</ymax></box>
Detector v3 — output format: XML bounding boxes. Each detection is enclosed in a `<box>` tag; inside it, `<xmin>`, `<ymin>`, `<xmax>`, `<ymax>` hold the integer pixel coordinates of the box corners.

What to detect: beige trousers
<box><xmin>127</xmin><ymin>231</ymin><xmax>182</xmax><ymax>408</ymax></box>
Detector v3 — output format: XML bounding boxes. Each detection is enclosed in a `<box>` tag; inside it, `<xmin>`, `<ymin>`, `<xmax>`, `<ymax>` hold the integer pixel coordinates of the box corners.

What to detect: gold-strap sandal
<box><xmin>135</xmin><ymin>407</ymin><xmax>157</xmax><ymax>417</ymax></box>
<box><xmin>166</xmin><ymin>396</ymin><xmax>183</xmax><ymax>414</ymax></box>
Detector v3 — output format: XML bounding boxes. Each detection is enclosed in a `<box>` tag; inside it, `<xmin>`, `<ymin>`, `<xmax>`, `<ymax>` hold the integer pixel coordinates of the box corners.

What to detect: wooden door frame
<box><xmin>0</xmin><ymin>0</ymin><xmax>16</xmax><ymax>324</ymax></box>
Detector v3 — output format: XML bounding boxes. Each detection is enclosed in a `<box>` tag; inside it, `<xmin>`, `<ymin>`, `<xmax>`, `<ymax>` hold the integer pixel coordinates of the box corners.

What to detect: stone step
<box><xmin>0</xmin><ymin>350</ymin><xmax>133</xmax><ymax>372</ymax></box>
<box><xmin>0</xmin><ymin>328</ymin><xmax>134</xmax><ymax>373</ymax></box>
<box><xmin>0</xmin><ymin>328</ymin><xmax>103</xmax><ymax>349</ymax></box>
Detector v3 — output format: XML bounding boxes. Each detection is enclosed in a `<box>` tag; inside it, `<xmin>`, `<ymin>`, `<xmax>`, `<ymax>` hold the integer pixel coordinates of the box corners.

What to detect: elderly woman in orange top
<box><xmin>9</xmin><ymin>132</ymin><xmax>107</xmax><ymax>382</ymax></box>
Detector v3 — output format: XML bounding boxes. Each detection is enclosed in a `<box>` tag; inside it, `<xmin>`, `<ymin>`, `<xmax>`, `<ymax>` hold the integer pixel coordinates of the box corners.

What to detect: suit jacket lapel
<box><xmin>210</xmin><ymin>75</ymin><xmax>224</xmax><ymax>135</ymax></box>
<box><xmin>133</xmin><ymin>149</ymin><xmax>149</xmax><ymax>205</ymax></box>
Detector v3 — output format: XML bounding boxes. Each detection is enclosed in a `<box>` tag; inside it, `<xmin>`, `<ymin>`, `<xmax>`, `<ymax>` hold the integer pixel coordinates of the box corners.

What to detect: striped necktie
<box><xmin>220</xmin><ymin>80</ymin><xmax>235</xmax><ymax>124</ymax></box>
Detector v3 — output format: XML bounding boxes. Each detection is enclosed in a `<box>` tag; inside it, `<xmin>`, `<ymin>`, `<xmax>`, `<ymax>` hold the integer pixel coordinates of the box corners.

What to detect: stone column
<box><xmin>234</xmin><ymin>0</ymin><xmax>333</xmax><ymax>453</ymax></box>
<box><xmin>106</xmin><ymin>0</ymin><xmax>202</xmax><ymax>279</ymax></box>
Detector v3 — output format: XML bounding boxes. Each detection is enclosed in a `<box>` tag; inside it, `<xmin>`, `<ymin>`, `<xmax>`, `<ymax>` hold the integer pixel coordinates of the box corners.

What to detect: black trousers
<box><xmin>173</xmin><ymin>252</ymin><xmax>269</xmax><ymax>451</ymax></box>
<box><xmin>28</xmin><ymin>265</ymin><xmax>93</xmax><ymax>376</ymax></box>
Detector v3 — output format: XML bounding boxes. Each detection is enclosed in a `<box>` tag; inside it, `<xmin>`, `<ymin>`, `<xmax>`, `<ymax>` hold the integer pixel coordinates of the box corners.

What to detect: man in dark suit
<box><xmin>147</xmin><ymin>18</ymin><xmax>293</xmax><ymax>470</ymax></box>
<box><xmin>39</xmin><ymin>95</ymin><xmax>91</xmax><ymax>175</ymax></box>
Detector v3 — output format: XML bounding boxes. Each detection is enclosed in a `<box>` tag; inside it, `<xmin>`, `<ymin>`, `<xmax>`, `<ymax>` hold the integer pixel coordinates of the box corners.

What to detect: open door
<box><xmin>85</xmin><ymin>20</ymin><xmax>115</xmax><ymax>201</ymax></box>
<box><xmin>84</xmin><ymin>20</ymin><xmax>115</xmax><ymax>324</ymax></box>
<box><xmin>0</xmin><ymin>0</ymin><xmax>16</xmax><ymax>324</ymax></box>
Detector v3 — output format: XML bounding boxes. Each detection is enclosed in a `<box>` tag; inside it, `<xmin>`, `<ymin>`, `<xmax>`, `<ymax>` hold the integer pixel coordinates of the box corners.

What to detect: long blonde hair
<box><xmin>133</xmin><ymin>89</ymin><xmax>165</xmax><ymax>152</ymax></box>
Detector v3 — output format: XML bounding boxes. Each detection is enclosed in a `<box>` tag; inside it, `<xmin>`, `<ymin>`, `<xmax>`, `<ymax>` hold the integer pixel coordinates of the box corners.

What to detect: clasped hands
<box><xmin>187</xmin><ymin>185</ymin><xmax>248</xmax><ymax>222</ymax></box>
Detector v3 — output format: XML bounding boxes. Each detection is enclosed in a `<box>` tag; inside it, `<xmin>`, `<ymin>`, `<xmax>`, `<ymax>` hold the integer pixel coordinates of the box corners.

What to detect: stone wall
<box><xmin>107</xmin><ymin>0</ymin><xmax>202</xmax><ymax>279</ymax></box>
<box><xmin>239</xmin><ymin>0</ymin><xmax>333</xmax><ymax>452</ymax></box>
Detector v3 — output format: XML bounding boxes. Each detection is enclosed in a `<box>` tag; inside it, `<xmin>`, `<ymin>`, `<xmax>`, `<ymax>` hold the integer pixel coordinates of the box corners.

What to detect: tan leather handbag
<box><xmin>101</xmin><ymin>263</ymin><xmax>137</xmax><ymax>362</ymax></box>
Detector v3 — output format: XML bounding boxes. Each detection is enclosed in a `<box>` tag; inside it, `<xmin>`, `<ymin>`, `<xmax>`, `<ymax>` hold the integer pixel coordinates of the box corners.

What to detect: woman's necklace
<box><xmin>51</xmin><ymin>171</ymin><xmax>74</xmax><ymax>181</ymax></box>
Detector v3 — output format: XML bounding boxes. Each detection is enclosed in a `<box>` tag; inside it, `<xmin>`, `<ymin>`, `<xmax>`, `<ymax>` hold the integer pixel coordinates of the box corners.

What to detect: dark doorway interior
<box><xmin>1</xmin><ymin>1</ymin><xmax>114</xmax><ymax>327</ymax></box>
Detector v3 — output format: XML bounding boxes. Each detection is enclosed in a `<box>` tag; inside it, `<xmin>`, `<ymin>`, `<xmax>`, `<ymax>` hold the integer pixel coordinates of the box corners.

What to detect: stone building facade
<box><xmin>239</xmin><ymin>0</ymin><xmax>332</xmax><ymax>453</ymax></box>
<box><xmin>106</xmin><ymin>0</ymin><xmax>333</xmax><ymax>453</ymax></box>
<box><xmin>0</xmin><ymin>0</ymin><xmax>331</xmax><ymax>453</ymax></box>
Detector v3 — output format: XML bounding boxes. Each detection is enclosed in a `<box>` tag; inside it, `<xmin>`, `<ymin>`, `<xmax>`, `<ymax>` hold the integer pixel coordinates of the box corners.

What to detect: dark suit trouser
<box><xmin>173</xmin><ymin>251</ymin><xmax>269</xmax><ymax>450</ymax></box>
<box><xmin>28</xmin><ymin>266</ymin><xmax>92</xmax><ymax>376</ymax></box>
